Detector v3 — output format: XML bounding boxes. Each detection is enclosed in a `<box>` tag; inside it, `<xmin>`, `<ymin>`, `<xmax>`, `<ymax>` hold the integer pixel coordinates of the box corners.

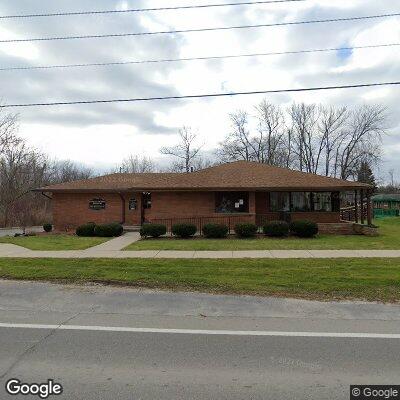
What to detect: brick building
<box><xmin>35</xmin><ymin>161</ymin><xmax>372</xmax><ymax>232</ymax></box>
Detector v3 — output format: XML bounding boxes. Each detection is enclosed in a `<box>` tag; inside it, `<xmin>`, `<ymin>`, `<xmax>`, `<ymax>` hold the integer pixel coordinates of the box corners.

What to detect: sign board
<box><xmin>89</xmin><ymin>198</ymin><xmax>106</xmax><ymax>210</ymax></box>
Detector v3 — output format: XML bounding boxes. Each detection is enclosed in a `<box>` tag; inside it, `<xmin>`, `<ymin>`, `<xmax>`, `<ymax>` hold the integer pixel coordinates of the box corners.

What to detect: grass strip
<box><xmin>0</xmin><ymin>257</ymin><xmax>399</xmax><ymax>302</ymax></box>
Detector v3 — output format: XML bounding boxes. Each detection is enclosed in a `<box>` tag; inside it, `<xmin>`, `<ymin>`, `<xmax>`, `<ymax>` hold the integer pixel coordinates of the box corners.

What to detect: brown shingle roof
<box><xmin>35</xmin><ymin>161</ymin><xmax>371</xmax><ymax>192</ymax></box>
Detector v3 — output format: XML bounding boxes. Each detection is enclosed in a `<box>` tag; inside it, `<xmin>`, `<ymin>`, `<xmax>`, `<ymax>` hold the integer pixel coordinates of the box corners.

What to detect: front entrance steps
<box><xmin>123</xmin><ymin>225</ymin><xmax>142</xmax><ymax>232</ymax></box>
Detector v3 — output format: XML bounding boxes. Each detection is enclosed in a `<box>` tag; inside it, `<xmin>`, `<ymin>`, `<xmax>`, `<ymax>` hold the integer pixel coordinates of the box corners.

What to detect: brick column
<box><xmin>249</xmin><ymin>191</ymin><xmax>256</xmax><ymax>224</ymax></box>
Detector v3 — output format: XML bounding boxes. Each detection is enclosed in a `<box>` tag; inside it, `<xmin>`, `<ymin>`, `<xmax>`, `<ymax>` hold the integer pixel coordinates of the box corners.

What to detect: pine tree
<box><xmin>357</xmin><ymin>161</ymin><xmax>377</xmax><ymax>192</ymax></box>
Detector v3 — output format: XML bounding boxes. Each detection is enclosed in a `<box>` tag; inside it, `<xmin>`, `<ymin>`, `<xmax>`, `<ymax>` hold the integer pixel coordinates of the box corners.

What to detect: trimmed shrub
<box><xmin>43</xmin><ymin>223</ymin><xmax>53</xmax><ymax>233</ymax></box>
<box><xmin>172</xmin><ymin>223</ymin><xmax>197</xmax><ymax>238</ymax></box>
<box><xmin>290</xmin><ymin>220</ymin><xmax>318</xmax><ymax>238</ymax></box>
<box><xmin>140</xmin><ymin>224</ymin><xmax>167</xmax><ymax>238</ymax></box>
<box><xmin>94</xmin><ymin>223</ymin><xmax>124</xmax><ymax>237</ymax></box>
<box><xmin>234</xmin><ymin>223</ymin><xmax>258</xmax><ymax>238</ymax></box>
<box><xmin>263</xmin><ymin>220</ymin><xmax>289</xmax><ymax>237</ymax></box>
<box><xmin>203</xmin><ymin>223</ymin><xmax>229</xmax><ymax>239</ymax></box>
<box><xmin>76</xmin><ymin>223</ymin><xmax>96</xmax><ymax>237</ymax></box>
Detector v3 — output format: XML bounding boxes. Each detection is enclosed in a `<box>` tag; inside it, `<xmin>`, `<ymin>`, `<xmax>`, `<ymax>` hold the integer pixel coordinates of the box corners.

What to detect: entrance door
<box><xmin>141</xmin><ymin>192</ymin><xmax>152</xmax><ymax>224</ymax></box>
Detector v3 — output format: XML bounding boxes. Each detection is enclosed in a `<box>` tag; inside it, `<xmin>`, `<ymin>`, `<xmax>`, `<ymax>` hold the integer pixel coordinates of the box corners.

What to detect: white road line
<box><xmin>0</xmin><ymin>322</ymin><xmax>399</xmax><ymax>338</ymax></box>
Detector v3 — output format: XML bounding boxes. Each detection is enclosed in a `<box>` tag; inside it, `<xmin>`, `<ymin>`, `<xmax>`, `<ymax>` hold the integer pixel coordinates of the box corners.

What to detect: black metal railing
<box><xmin>340</xmin><ymin>203</ymin><xmax>368</xmax><ymax>222</ymax></box>
<box><xmin>150</xmin><ymin>214</ymin><xmax>301</xmax><ymax>235</ymax></box>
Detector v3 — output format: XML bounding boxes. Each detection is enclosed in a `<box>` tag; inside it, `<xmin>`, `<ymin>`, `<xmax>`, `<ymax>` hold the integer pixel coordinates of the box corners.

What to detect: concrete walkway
<box><xmin>83</xmin><ymin>232</ymin><xmax>141</xmax><ymax>252</ymax></box>
<box><xmin>0</xmin><ymin>243</ymin><xmax>399</xmax><ymax>258</ymax></box>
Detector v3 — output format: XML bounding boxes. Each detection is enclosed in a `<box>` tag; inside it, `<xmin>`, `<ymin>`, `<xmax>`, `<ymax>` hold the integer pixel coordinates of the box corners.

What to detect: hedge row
<box><xmin>139</xmin><ymin>220</ymin><xmax>318</xmax><ymax>239</ymax></box>
<box><xmin>262</xmin><ymin>220</ymin><xmax>319</xmax><ymax>238</ymax></box>
<box><xmin>140</xmin><ymin>224</ymin><xmax>167</xmax><ymax>238</ymax></box>
<box><xmin>76</xmin><ymin>222</ymin><xmax>123</xmax><ymax>237</ymax></box>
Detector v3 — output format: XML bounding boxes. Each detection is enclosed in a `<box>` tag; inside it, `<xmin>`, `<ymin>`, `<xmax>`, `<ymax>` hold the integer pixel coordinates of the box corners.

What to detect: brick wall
<box><xmin>52</xmin><ymin>190</ymin><xmax>341</xmax><ymax>231</ymax></box>
<box><xmin>318</xmin><ymin>222</ymin><xmax>355</xmax><ymax>235</ymax></box>
<box><xmin>144</xmin><ymin>191</ymin><xmax>215</xmax><ymax>220</ymax></box>
<box><xmin>145</xmin><ymin>191</ymin><xmax>257</xmax><ymax>221</ymax></box>
<box><xmin>52</xmin><ymin>192</ymin><xmax>142</xmax><ymax>231</ymax></box>
<box><xmin>291</xmin><ymin>212</ymin><xmax>341</xmax><ymax>223</ymax></box>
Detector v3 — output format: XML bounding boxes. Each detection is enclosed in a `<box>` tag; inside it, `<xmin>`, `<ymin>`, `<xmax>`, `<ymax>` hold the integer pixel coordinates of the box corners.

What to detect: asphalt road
<box><xmin>1</xmin><ymin>280</ymin><xmax>399</xmax><ymax>400</ymax></box>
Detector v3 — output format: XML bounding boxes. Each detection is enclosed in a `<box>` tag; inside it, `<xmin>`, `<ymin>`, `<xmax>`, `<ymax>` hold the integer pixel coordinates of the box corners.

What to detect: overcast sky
<box><xmin>0</xmin><ymin>0</ymin><xmax>399</xmax><ymax>181</ymax></box>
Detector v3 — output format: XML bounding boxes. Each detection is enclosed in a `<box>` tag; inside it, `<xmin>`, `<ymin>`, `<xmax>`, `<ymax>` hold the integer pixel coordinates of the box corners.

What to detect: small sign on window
<box><xmin>129</xmin><ymin>198</ymin><xmax>137</xmax><ymax>210</ymax></box>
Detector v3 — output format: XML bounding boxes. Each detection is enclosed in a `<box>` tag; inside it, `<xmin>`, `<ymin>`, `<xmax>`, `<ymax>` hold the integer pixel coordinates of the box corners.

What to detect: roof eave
<box><xmin>33</xmin><ymin>184</ymin><xmax>372</xmax><ymax>193</ymax></box>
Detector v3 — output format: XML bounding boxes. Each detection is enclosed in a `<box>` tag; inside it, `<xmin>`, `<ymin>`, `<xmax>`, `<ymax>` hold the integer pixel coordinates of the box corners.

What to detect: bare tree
<box><xmin>254</xmin><ymin>100</ymin><xmax>287</xmax><ymax>166</ymax></box>
<box><xmin>334</xmin><ymin>105</ymin><xmax>386</xmax><ymax>179</ymax></box>
<box><xmin>0</xmin><ymin>138</ymin><xmax>47</xmax><ymax>227</ymax></box>
<box><xmin>119</xmin><ymin>155</ymin><xmax>155</xmax><ymax>173</ymax></box>
<box><xmin>217</xmin><ymin>111</ymin><xmax>253</xmax><ymax>162</ymax></box>
<box><xmin>318</xmin><ymin>105</ymin><xmax>348</xmax><ymax>176</ymax></box>
<box><xmin>218</xmin><ymin>106</ymin><xmax>288</xmax><ymax>166</ymax></box>
<box><xmin>0</xmin><ymin>110</ymin><xmax>95</xmax><ymax>227</ymax></box>
<box><xmin>218</xmin><ymin>100</ymin><xmax>386</xmax><ymax>180</ymax></box>
<box><xmin>46</xmin><ymin>160</ymin><xmax>93</xmax><ymax>184</ymax></box>
<box><xmin>388</xmin><ymin>169</ymin><xmax>395</xmax><ymax>187</ymax></box>
<box><xmin>0</xmin><ymin>109</ymin><xmax>20</xmax><ymax>156</ymax></box>
<box><xmin>160</xmin><ymin>126</ymin><xmax>202</xmax><ymax>172</ymax></box>
<box><xmin>288</xmin><ymin>103</ymin><xmax>321</xmax><ymax>173</ymax></box>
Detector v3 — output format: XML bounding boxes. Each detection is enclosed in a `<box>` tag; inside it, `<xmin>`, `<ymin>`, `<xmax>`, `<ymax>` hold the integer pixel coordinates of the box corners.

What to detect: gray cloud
<box><xmin>0</xmin><ymin>0</ymin><xmax>398</xmax><ymax>176</ymax></box>
<box><xmin>0</xmin><ymin>0</ymin><xmax>185</xmax><ymax>132</ymax></box>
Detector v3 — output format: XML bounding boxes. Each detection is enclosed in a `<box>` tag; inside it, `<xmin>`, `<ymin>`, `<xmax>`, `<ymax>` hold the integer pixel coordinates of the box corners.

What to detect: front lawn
<box><xmin>126</xmin><ymin>218</ymin><xmax>400</xmax><ymax>251</ymax></box>
<box><xmin>0</xmin><ymin>257</ymin><xmax>399</xmax><ymax>302</ymax></box>
<box><xmin>0</xmin><ymin>235</ymin><xmax>109</xmax><ymax>250</ymax></box>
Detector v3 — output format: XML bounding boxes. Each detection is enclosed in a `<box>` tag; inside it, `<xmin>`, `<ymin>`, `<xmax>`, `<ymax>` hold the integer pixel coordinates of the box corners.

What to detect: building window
<box><xmin>313</xmin><ymin>192</ymin><xmax>332</xmax><ymax>212</ymax></box>
<box><xmin>270</xmin><ymin>192</ymin><xmax>290</xmax><ymax>212</ymax></box>
<box><xmin>129</xmin><ymin>198</ymin><xmax>137</xmax><ymax>211</ymax></box>
<box><xmin>143</xmin><ymin>192</ymin><xmax>152</xmax><ymax>209</ymax></box>
<box><xmin>270</xmin><ymin>191</ymin><xmax>336</xmax><ymax>212</ymax></box>
<box><xmin>331</xmin><ymin>191</ymin><xmax>340</xmax><ymax>212</ymax></box>
<box><xmin>89</xmin><ymin>198</ymin><xmax>106</xmax><ymax>210</ymax></box>
<box><xmin>215</xmin><ymin>192</ymin><xmax>249</xmax><ymax>213</ymax></box>
<box><xmin>291</xmin><ymin>192</ymin><xmax>311</xmax><ymax>212</ymax></box>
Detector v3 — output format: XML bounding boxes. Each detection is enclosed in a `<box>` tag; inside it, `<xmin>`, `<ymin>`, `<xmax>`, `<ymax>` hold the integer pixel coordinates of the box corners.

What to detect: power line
<box><xmin>1</xmin><ymin>43</ymin><xmax>398</xmax><ymax>72</ymax></box>
<box><xmin>0</xmin><ymin>1</ymin><xmax>305</xmax><ymax>19</ymax></box>
<box><xmin>1</xmin><ymin>13</ymin><xmax>399</xmax><ymax>43</ymax></box>
<box><xmin>1</xmin><ymin>81</ymin><xmax>399</xmax><ymax>108</ymax></box>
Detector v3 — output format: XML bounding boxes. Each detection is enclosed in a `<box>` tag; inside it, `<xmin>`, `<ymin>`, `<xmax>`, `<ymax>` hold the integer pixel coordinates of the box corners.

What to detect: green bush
<box><xmin>202</xmin><ymin>223</ymin><xmax>229</xmax><ymax>238</ymax></box>
<box><xmin>263</xmin><ymin>220</ymin><xmax>289</xmax><ymax>237</ymax></box>
<box><xmin>172</xmin><ymin>223</ymin><xmax>197</xmax><ymax>238</ymax></box>
<box><xmin>76</xmin><ymin>223</ymin><xmax>96</xmax><ymax>237</ymax></box>
<box><xmin>234</xmin><ymin>223</ymin><xmax>258</xmax><ymax>238</ymax></box>
<box><xmin>140</xmin><ymin>224</ymin><xmax>167</xmax><ymax>238</ymax></box>
<box><xmin>43</xmin><ymin>223</ymin><xmax>53</xmax><ymax>233</ymax></box>
<box><xmin>94</xmin><ymin>223</ymin><xmax>124</xmax><ymax>237</ymax></box>
<box><xmin>290</xmin><ymin>220</ymin><xmax>318</xmax><ymax>238</ymax></box>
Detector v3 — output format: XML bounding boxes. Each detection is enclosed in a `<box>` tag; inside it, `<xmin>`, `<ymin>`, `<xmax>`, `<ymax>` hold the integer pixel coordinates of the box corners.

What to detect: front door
<box><xmin>141</xmin><ymin>192</ymin><xmax>152</xmax><ymax>224</ymax></box>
